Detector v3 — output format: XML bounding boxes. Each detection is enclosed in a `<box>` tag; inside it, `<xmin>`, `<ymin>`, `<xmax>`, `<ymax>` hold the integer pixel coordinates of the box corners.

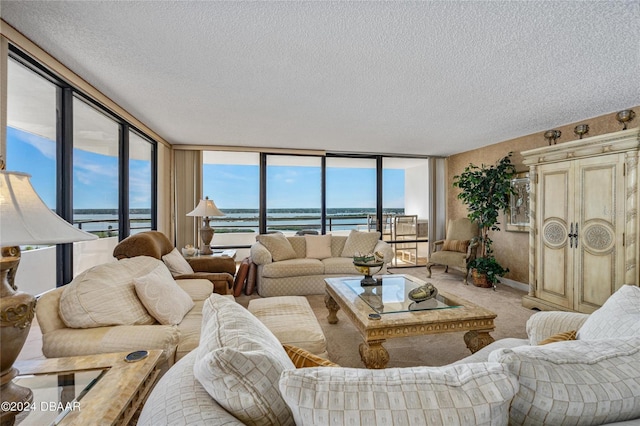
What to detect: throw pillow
<box><xmin>279</xmin><ymin>363</ymin><xmax>518</xmax><ymax>426</ymax></box>
<box><xmin>161</xmin><ymin>247</ymin><xmax>194</xmax><ymax>275</ymax></box>
<box><xmin>256</xmin><ymin>233</ymin><xmax>297</xmax><ymax>261</ymax></box>
<box><xmin>283</xmin><ymin>344</ymin><xmax>338</xmax><ymax>368</ymax></box>
<box><xmin>577</xmin><ymin>284</ymin><xmax>640</xmax><ymax>340</ymax></box>
<box><xmin>305</xmin><ymin>234</ymin><xmax>332</xmax><ymax>259</ymax></box>
<box><xmin>489</xmin><ymin>337</ymin><xmax>640</xmax><ymax>425</ymax></box>
<box><xmin>133</xmin><ymin>263</ymin><xmax>194</xmax><ymax>325</ymax></box>
<box><xmin>538</xmin><ymin>330</ymin><xmax>577</xmax><ymax>345</ymax></box>
<box><xmin>245</xmin><ymin>261</ymin><xmax>257</xmax><ymax>295</ymax></box>
<box><xmin>233</xmin><ymin>257</ymin><xmax>250</xmax><ymax>297</ymax></box>
<box><xmin>340</xmin><ymin>230</ymin><xmax>381</xmax><ymax>257</ymax></box>
<box><xmin>59</xmin><ymin>257</ymin><xmax>157</xmax><ymax>328</ymax></box>
<box><xmin>442</xmin><ymin>239</ymin><xmax>470</xmax><ymax>253</ymax></box>
<box><xmin>194</xmin><ymin>294</ymin><xmax>295</xmax><ymax>426</ymax></box>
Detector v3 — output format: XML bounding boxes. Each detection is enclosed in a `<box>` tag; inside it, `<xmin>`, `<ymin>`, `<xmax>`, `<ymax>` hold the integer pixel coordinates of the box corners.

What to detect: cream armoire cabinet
<box><xmin>521</xmin><ymin>128</ymin><xmax>639</xmax><ymax>313</ymax></box>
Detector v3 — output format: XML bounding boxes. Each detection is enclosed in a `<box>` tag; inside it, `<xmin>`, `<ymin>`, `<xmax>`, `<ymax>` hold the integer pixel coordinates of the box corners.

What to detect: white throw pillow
<box><xmin>194</xmin><ymin>294</ymin><xmax>295</xmax><ymax>426</ymax></box>
<box><xmin>489</xmin><ymin>337</ymin><xmax>640</xmax><ymax>425</ymax></box>
<box><xmin>340</xmin><ymin>230</ymin><xmax>381</xmax><ymax>257</ymax></box>
<box><xmin>305</xmin><ymin>234</ymin><xmax>332</xmax><ymax>259</ymax></box>
<box><xmin>279</xmin><ymin>363</ymin><xmax>518</xmax><ymax>426</ymax></box>
<box><xmin>161</xmin><ymin>247</ymin><xmax>194</xmax><ymax>275</ymax></box>
<box><xmin>59</xmin><ymin>257</ymin><xmax>157</xmax><ymax>328</ymax></box>
<box><xmin>134</xmin><ymin>263</ymin><xmax>194</xmax><ymax>325</ymax></box>
<box><xmin>577</xmin><ymin>284</ymin><xmax>640</xmax><ymax>340</ymax></box>
<box><xmin>256</xmin><ymin>233</ymin><xmax>297</xmax><ymax>261</ymax></box>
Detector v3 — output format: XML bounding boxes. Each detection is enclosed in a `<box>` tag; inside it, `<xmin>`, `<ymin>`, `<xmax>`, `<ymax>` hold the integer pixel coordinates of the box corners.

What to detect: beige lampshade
<box><xmin>186</xmin><ymin>196</ymin><xmax>224</xmax><ymax>218</ymax></box>
<box><xmin>0</xmin><ymin>171</ymin><xmax>97</xmax><ymax>246</ymax></box>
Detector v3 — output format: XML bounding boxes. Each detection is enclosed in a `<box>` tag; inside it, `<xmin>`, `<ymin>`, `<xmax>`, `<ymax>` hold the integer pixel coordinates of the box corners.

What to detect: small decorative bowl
<box><xmin>182</xmin><ymin>247</ymin><xmax>197</xmax><ymax>257</ymax></box>
<box><xmin>408</xmin><ymin>283</ymin><xmax>438</xmax><ymax>302</ymax></box>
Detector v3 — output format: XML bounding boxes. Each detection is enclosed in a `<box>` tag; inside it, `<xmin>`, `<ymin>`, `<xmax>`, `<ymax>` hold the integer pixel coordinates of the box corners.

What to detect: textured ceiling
<box><xmin>1</xmin><ymin>1</ymin><xmax>639</xmax><ymax>156</ymax></box>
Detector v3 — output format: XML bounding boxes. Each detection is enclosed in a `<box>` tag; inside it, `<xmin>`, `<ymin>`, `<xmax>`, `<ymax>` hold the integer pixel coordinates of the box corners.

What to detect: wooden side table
<box><xmin>11</xmin><ymin>350</ymin><xmax>162</xmax><ymax>426</ymax></box>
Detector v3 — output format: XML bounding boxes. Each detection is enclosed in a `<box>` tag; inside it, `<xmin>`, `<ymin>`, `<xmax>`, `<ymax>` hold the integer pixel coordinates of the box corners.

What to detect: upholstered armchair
<box><xmin>426</xmin><ymin>218</ymin><xmax>479</xmax><ymax>283</ymax></box>
<box><xmin>113</xmin><ymin>231</ymin><xmax>235</xmax><ymax>295</ymax></box>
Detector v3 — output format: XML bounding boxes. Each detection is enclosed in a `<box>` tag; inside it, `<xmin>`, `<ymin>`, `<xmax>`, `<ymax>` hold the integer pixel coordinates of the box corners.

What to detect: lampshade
<box><xmin>186</xmin><ymin>196</ymin><xmax>224</xmax><ymax>218</ymax></box>
<box><xmin>0</xmin><ymin>171</ymin><xmax>97</xmax><ymax>246</ymax></box>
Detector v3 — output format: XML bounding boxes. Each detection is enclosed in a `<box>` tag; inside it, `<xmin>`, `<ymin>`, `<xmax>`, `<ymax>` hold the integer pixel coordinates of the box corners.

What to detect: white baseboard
<box><xmin>499</xmin><ymin>277</ymin><xmax>529</xmax><ymax>293</ymax></box>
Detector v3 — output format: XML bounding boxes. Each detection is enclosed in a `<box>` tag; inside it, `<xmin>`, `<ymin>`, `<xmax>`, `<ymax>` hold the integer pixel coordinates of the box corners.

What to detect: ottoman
<box><xmin>248</xmin><ymin>296</ymin><xmax>328</xmax><ymax>358</ymax></box>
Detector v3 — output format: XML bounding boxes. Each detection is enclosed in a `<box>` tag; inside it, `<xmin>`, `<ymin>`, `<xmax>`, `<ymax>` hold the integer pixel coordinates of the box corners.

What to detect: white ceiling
<box><xmin>1</xmin><ymin>1</ymin><xmax>639</xmax><ymax>156</ymax></box>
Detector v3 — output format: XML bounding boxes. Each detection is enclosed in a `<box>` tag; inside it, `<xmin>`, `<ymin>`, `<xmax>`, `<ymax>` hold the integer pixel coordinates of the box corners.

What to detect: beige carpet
<box><xmin>237</xmin><ymin>267</ymin><xmax>535</xmax><ymax>368</ymax></box>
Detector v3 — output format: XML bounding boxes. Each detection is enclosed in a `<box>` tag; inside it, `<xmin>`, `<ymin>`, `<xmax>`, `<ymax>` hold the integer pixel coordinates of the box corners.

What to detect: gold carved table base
<box><xmin>324</xmin><ymin>292</ymin><xmax>495</xmax><ymax>369</ymax></box>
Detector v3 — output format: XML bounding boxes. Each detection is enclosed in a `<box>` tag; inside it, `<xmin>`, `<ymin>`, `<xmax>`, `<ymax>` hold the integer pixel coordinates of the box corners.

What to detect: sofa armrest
<box><xmin>42</xmin><ymin>325</ymin><xmax>180</xmax><ymax>365</ymax></box>
<box><xmin>373</xmin><ymin>240</ymin><xmax>394</xmax><ymax>263</ymax></box>
<box><xmin>186</xmin><ymin>256</ymin><xmax>236</xmax><ymax>275</ymax></box>
<box><xmin>175</xmin><ymin>272</ymin><xmax>233</xmax><ymax>295</ymax></box>
<box><xmin>526</xmin><ymin>311</ymin><xmax>590</xmax><ymax>345</ymax></box>
<box><xmin>250</xmin><ymin>242</ymin><xmax>273</xmax><ymax>265</ymax></box>
<box><xmin>35</xmin><ymin>287</ymin><xmax>66</xmax><ymax>334</ymax></box>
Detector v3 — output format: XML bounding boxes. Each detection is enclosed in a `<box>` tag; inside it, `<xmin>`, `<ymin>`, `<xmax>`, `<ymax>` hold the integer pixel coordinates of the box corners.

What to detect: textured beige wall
<box><xmin>447</xmin><ymin>106</ymin><xmax>640</xmax><ymax>284</ymax></box>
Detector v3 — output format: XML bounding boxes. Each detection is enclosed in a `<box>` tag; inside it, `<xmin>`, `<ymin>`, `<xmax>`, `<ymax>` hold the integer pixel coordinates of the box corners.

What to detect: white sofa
<box><xmin>36</xmin><ymin>256</ymin><xmax>215</xmax><ymax>370</ymax></box>
<box><xmin>250</xmin><ymin>231</ymin><xmax>394</xmax><ymax>297</ymax></box>
<box><xmin>139</xmin><ymin>285</ymin><xmax>640</xmax><ymax>426</ymax></box>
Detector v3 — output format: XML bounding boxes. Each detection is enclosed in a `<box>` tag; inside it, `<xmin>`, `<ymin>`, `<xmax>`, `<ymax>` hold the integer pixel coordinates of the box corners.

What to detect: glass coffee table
<box><xmin>324</xmin><ymin>275</ymin><xmax>496</xmax><ymax>369</ymax></box>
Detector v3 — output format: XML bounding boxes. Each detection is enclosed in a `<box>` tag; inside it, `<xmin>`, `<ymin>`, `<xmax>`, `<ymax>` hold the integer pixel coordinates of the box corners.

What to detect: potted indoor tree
<box><xmin>453</xmin><ymin>153</ymin><xmax>516</xmax><ymax>288</ymax></box>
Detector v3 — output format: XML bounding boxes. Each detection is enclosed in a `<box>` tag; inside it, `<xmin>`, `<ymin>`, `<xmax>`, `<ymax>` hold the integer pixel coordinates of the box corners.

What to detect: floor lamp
<box><xmin>0</xmin><ymin>171</ymin><xmax>97</xmax><ymax>425</ymax></box>
<box><xmin>186</xmin><ymin>196</ymin><xmax>224</xmax><ymax>255</ymax></box>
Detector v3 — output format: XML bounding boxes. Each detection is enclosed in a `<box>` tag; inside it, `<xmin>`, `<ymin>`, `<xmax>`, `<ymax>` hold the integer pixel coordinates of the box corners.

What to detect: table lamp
<box><xmin>0</xmin><ymin>170</ymin><xmax>97</xmax><ymax>425</ymax></box>
<box><xmin>186</xmin><ymin>196</ymin><xmax>224</xmax><ymax>255</ymax></box>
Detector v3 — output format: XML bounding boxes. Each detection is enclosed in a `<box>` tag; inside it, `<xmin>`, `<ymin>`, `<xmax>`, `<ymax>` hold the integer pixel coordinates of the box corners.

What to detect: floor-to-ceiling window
<box><xmin>383</xmin><ymin>157</ymin><xmax>430</xmax><ymax>266</ymax></box>
<box><xmin>5</xmin><ymin>47</ymin><xmax>159</xmax><ymax>291</ymax></box>
<box><xmin>200</xmin><ymin>151</ymin><xmax>431</xmax><ymax>266</ymax></box>
<box><xmin>72</xmin><ymin>97</ymin><xmax>120</xmax><ymax>237</ymax></box>
<box><xmin>266</xmin><ymin>155</ymin><xmax>322</xmax><ymax>234</ymax></box>
<box><xmin>5</xmin><ymin>56</ymin><xmax>59</xmax><ymax>295</ymax></box>
<box><xmin>203</xmin><ymin>151</ymin><xmax>260</xmax><ymax>260</ymax></box>
<box><xmin>128</xmin><ymin>131</ymin><xmax>155</xmax><ymax>234</ymax></box>
<box><xmin>325</xmin><ymin>156</ymin><xmax>378</xmax><ymax>235</ymax></box>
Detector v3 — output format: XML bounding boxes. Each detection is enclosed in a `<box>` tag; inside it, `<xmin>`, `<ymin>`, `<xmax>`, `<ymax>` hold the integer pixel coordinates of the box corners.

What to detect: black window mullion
<box><xmin>56</xmin><ymin>87</ymin><xmax>74</xmax><ymax>287</ymax></box>
<box><xmin>259</xmin><ymin>153</ymin><xmax>267</xmax><ymax>233</ymax></box>
<box><xmin>321</xmin><ymin>156</ymin><xmax>326</xmax><ymax>235</ymax></box>
<box><xmin>119</xmin><ymin>124</ymin><xmax>130</xmax><ymax>240</ymax></box>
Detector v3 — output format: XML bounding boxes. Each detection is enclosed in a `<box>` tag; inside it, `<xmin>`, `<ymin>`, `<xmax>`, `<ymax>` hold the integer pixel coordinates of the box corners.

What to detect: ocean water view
<box><xmin>74</xmin><ymin>207</ymin><xmax>406</xmax><ymax>235</ymax></box>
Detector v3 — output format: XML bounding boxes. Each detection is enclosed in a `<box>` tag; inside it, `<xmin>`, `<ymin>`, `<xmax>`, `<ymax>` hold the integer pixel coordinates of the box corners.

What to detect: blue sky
<box><xmin>8</xmin><ymin>126</ymin><xmax>404</xmax><ymax>211</ymax></box>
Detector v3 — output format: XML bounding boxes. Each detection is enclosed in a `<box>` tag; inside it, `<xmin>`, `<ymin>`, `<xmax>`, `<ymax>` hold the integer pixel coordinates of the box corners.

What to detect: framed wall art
<box><xmin>506</xmin><ymin>172</ymin><xmax>530</xmax><ymax>232</ymax></box>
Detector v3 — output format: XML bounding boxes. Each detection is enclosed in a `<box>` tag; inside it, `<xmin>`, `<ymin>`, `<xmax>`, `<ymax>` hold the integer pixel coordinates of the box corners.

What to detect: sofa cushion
<box><xmin>59</xmin><ymin>257</ymin><xmax>157</xmax><ymax>328</ymax></box>
<box><xmin>194</xmin><ymin>294</ymin><xmax>295</xmax><ymax>426</ymax></box>
<box><xmin>134</xmin><ymin>263</ymin><xmax>195</xmax><ymax>325</ymax></box>
<box><xmin>261</xmin><ymin>258</ymin><xmax>324</xmax><ymax>278</ymax></box>
<box><xmin>489</xmin><ymin>337</ymin><xmax>640</xmax><ymax>425</ymax></box>
<box><xmin>162</xmin><ymin>247</ymin><xmax>195</xmax><ymax>275</ymax></box>
<box><xmin>305</xmin><ymin>234</ymin><xmax>332</xmax><ymax>259</ymax></box>
<box><xmin>577</xmin><ymin>284</ymin><xmax>640</xmax><ymax>340</ymax></box>
<box><xmin>279</xmin><ymin>363</ymin><xmax>518</xmax><ymax>426</ymax></box>
<box><xmin>256</xmin><ymin>233</ymin><xmax>297</xmax><ymax>261</ymax></box>
<box><xmin>322</xmin><ymin>257</ymin><xmax>359</xmax><ymax>275</ymax></box>
<box><xmin>340</xmin><ymin>230</ymin><xmax>381</xmax><ymax>257</ymax></box>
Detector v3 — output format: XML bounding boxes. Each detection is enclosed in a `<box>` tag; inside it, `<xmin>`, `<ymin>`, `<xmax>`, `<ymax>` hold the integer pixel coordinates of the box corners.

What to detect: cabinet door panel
<box><xmin>537</xmin><ymin>164</ymin><xmax>573</xmax><ymax>308</ymax></box>
<box><xmin>574</xmin><ymin>154</ymin><xmax>625</xmax><ymax>313</ymax></box>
